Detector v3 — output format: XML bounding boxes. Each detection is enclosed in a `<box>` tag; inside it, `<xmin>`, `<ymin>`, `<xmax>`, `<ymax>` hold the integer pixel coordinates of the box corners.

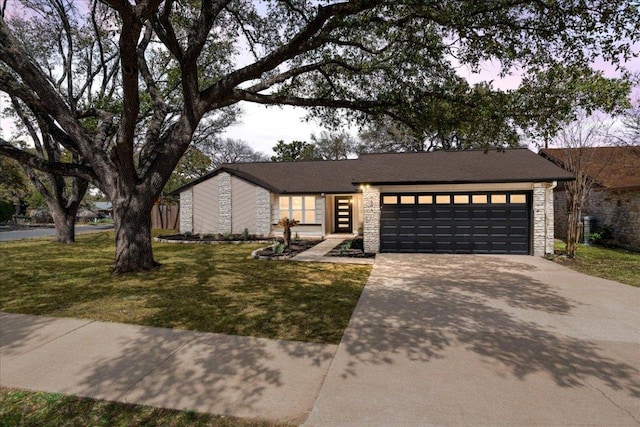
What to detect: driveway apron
<box><xmin>305</xmin><ymin>254</ymin><xmax>640</xmax><ymax>426</ymax></box>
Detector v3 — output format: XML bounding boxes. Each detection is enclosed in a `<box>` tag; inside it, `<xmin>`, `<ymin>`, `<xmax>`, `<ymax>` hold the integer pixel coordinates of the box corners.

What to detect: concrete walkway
<box><xmin>0</xmin><ymin>312</ymin><xmax>336</xmax><ymax>425</ymax></box>
<box><xmin>292</xmin><ymin>236</ymin><xmax>374</xmax><ymax>265</ymax></box>
<box><xmin>304</xmin><ymin>254</ymin><xmax>640</xmax><ymax>426</ymax></box>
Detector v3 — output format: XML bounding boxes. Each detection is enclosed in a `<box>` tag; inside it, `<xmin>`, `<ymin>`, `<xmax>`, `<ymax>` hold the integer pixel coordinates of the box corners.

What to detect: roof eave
<box><xmin>352</xmin><ymin>177</ymin><xmax>575</xmax><ymax>186</ymax></box>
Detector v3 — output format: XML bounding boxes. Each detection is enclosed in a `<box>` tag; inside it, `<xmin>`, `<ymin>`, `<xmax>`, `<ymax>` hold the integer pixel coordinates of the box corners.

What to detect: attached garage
<box><xmin>380</xmin><ymin>192</ymin><xmax>531</xmax><ymax>254</ymax></box>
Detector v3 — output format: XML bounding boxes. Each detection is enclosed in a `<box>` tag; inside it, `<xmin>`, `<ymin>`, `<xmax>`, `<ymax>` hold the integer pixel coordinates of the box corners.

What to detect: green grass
<box><xmin>553</xmin><ymin>241</ymin><xmax>640</xmax><ymax>287</ymax></box>
<box><xmin>0</xmin><ymin>231</ymin><xmax>371</xmax><ymax>343</ymax></box>
<box><xmin>0</xmin><ymin>387</ymin><xmax>287</xmax><ymax>427</ymax></box>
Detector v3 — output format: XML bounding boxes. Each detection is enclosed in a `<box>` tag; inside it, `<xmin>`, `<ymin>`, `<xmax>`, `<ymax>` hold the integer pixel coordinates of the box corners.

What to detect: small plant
<box><xmin>222</xmin><ymin>231</ymin><xmax>233</xmax><ymax>241</ymax></box>
<box><xmin>339</xmin><ymin>240</ymin><xmax>352</xmax><ymax>255</ymax></box>
<box><xmin>273</xmin><ymin>242</ymin><xmax>286</xmax><ymax>254</ymax></box>
<box><xmin>294</xmin><ymin>232</ymin><xmax>300</xmax><ymax>243</ymax></box>
<box><xmin>357</xmin><ymin>225</ymin><xmax>364</xmax><ymax>236</ymax></box>
<box><xmin>184</xmin><ymin>231</ymin><xmax>193</xmax><ymax>237</ymax></box>
<box><xmin>588</xmin><ymin>224</ymin><xmax>616</xmax><ymax>247</ymax></box>
<box><xmin>241</xmin><ymin>228</ymin><xmax>250</xmax><ymax>241</ymax></box>
<box><xmin>277</xmin><ymin>217</ymin><xmax>299</xmax><ymax>248</ymax></box>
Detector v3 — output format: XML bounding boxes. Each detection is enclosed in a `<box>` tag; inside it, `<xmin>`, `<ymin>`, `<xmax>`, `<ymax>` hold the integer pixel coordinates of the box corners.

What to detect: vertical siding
<box><xmin>231</xmin><ymin>176</ymin><xmax>257</xmax><ymax>233</ymax></box>
<box><xmin>192</xmin><ymin>175</ymin><xmax>219</xmax><ymax>234</ymax></box>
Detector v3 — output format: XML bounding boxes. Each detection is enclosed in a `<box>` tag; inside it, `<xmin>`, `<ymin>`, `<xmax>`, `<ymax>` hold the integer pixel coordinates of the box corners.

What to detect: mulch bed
<box><xmin>254</xmin><ymin>239</ymin><xmax>323</xmax><ymax>259</ymax></box>
<box><xmin>156</xmin><ymin>233</ymin><xmax>272</xmax><ymax>244</ymax></box>
<box><xmin>326</xmin><ymin>237</ymin><xmax>375</xmax><ymax>258</ymax></box>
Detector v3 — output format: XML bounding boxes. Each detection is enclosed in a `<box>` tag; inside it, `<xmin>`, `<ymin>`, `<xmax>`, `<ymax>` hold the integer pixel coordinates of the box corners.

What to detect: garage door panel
<box><xmin>380</xmin><ymin>191</ymin><xmax>530</xmax><ymax>255</ymax></box>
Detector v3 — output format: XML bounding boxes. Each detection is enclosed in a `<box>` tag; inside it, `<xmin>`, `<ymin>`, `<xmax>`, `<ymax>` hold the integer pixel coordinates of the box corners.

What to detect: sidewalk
<box><xmin>0</xmin><ymin>312</ymin><xmax>336</xmax><ymax>425</ymax></box>
<box><xmin>291</xmin><ymin>236</ymin><xmax>374</xmax><ymax>265</ymax></box>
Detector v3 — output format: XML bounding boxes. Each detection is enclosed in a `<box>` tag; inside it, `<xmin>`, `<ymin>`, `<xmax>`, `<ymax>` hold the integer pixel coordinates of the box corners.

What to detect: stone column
<box><xmin>256</xmin><ymin>187</ymin><xmax>271</xmax><ymax>237</ymax></box>
<box><xmin>218</xmin><ymin>172</ymin><xmax>232</xmax><ymax>234</ymax></box>
<box><xmin>179</xmin><ymin>189</ymin><xmax>193</xmax><ymax>234</ymax></box>
<box><xmin>532</xmin><ymin>183</ymin><xmax>554</xmax><ymax>256</ymax></box>
<box><xmin>363</xmin><ymin>186</ymin><xmax>380</xmax><ymax>253</ymax></box>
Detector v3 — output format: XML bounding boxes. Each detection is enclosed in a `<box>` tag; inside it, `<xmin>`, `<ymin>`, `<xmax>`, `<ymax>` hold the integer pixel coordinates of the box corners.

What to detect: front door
<box><xmin>334</xmin><ymin>196</ymin><xmax>353</xmax><ymax>233</ymax></box>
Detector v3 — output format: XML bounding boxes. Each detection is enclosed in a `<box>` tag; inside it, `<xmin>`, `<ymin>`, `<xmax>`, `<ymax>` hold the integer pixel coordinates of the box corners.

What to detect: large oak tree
<box><xmin>1</xmin><ymin>0</ymin><xmax>638</xmax><ymax>273</ymax></box>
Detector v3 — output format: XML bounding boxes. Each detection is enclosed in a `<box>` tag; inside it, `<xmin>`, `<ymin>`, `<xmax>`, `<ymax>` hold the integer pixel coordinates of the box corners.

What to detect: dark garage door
<box><xmin>380</xmin><ymin>192</ymin><xmax>531</xmax><ymax>254</ymax></box>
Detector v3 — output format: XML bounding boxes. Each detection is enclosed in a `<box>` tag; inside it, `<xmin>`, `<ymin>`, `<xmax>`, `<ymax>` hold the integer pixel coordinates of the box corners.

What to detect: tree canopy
<box><xmin>1</xmin><ymin>0</ymin><xmax>638</xmax><ymax>272</ymax></box>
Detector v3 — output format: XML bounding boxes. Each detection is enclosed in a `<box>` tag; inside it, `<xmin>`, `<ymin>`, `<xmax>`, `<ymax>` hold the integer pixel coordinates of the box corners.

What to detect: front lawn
<box><xmin>0</xmin><ymin>387</ymin><xmax>286</xmax><ymax>427</ymax></box>
<box><xmin>0</xmin><ymin>231</ymin><xmax>371</xmax><ymax>343</ymax></box>
<box><xmin>553</xmin><ymin>241</ymin><xmax>640</xmax><ymax>287</ymax></box>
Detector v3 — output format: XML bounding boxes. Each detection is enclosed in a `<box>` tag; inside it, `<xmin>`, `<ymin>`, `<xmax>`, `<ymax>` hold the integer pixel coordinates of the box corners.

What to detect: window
<box><xmin>280</xmin><ymin>196</ymin><xmax>316</xmax><ymax>223</ymax></box>
<box><xmin>472</xmin><ymin>194</ymin><xmax>488</xmax><ymax>204</ymax></box>
<box><xmin>400</xmin><ymin>195</ymin><xmax>415</xmax><ymax>204</ymax></box>
<box><xmin>436</xmin><ymin>195</ymin><xmax>451</xmax><ymax>204</ymax></box>
<box><xmin>418</xmin><ymin>195</ymin><xmax>433</xmax><ymax>204</ymax></box>
<box><xmin>491</xmin><ymin>194</ymin><xmax>507</xmax><ymax>204</ymax></box>
<box><xmin>382</xmin><ymin>195</ymin><xmax>397</xmax><ymax>205</ymax></box>
<box><xmin>454</xmin><ymin>195</ymin><xmax>469</xmax><ymax>204</ymax></box>
<box><xmin>510</xmin><ymin>194</ymin><xmax>527</xmax><ymax>204</ymax></box>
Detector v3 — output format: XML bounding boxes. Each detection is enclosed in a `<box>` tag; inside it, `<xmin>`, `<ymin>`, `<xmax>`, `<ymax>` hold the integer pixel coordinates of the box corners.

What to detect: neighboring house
<box><xmin>174</xmin><ymin>149</ymin><xmax>573</xmax><ymax>256</ymax></box>
<box><xmin>539</xmin><ymin>146</ymin><xmax>640</xmax><ymax>250</ymax></box>
<box><xmin>94</xmin><ymin>201</ymin><xmax>113</xmax><ymax>218</ymax></box>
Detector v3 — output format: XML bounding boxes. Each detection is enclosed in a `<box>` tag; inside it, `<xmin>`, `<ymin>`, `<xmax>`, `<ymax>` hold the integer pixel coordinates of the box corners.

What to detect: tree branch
<box><xmin>0</xmin><ymin>138</ymin><xmax>96</xmax><ymax>182</ymax></box>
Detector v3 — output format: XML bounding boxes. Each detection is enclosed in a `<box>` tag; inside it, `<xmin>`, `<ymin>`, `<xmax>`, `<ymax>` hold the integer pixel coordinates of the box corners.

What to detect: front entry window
<box><xmin>280</xmin><ymin>196</ymin><xmax>316</xmax><ymax>223</ymax></box>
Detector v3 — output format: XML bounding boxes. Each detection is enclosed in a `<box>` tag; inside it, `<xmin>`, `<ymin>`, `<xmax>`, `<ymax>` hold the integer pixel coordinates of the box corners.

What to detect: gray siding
<box><xmin>231</xmin><ymin>176</ymin><xmax>257</xmax><ymax>233</ymax></box>
<box><xmin>192</xmin><ymin>175</ymin><xmax>219</xmax><ymax>234</ymax></box>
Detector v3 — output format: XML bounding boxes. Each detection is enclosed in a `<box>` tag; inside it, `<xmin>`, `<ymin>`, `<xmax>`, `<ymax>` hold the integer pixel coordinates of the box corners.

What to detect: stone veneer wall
<box><xmin>179</xmin><ymin>189</ymin><xmax>193</xmax><ymax>233</ymax></box>
<box><xmin>218</xmin><ymin>172</ymin><xmax>232</xmax><ymax>234</ymax></box>
<box><xmin>255</xmin><ymin>187</ymin><xmax>271</xmax><ymax>237</ymax></box>
<box><xmin>553</xmin><ymin>188</ymin><xmax>639</xmax><ymax>250</ymax></box>
<box><xmin>584</xmin><ymin>189</ymin><xmax>640</xmax><ymax>249</ymax></box>
<box><xmin>362</xmin><ymin>186</ymin><xmax>380</xmax><ymax>253</ymax></box>
<box><xmin>532</xmin><ymin>183</ymin><xmax>555</xmax><ymax>256</ymax></box>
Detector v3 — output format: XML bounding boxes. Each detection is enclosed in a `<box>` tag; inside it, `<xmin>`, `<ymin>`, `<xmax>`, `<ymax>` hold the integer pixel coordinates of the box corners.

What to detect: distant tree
<box><xmin>207</xmin><ymin>138</ymin><xmax>268</xmax><ymax>167</ymax></box>
<box><xmin>550</xmin><ymin>114</ymin><xmax>614</xmax><ymax>257</ymax></box>
<box><xmin>271</xmin><ymin>140</ymin><xmax>318</xmax><ymax>162</ymax></box>
<box><xmin>310</xmin><ymin>131</ymin><xmax>355</xmax><ymax>160</ymax></box>
<box><xmin>619</xmin><ymin>100</ymin><xmax>640</xmax><ymax>147</ymax></box>
<box><xmin>162</xmin><ymin>147</ymin><xmax>212</xmax><ymax>197</ymax></box>
<box><xmin>0</xmin><ymin>155</ymin><xmax>29</xmax><ymax>216</ymax></box>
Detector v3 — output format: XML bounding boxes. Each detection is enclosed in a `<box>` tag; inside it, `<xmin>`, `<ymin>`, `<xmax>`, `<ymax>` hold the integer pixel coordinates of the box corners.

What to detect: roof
<box><xmin>353</xmin><ymin>149</ymin><xmax>574</xmax><ymax>185</ymax></box>
<box><xmin>539</xmin><ymin>146</ymin><xmax>640</xmax><ymax>190</ymax></box>
<box><xmin>94</xmin><ymin>201</ymin><xmax>113</xmax><ymax>210</ymax></box>
<box><xmin>174</xmin><ymin>148</ymin><xmax>574</xmax><ymax>195</ymax></box>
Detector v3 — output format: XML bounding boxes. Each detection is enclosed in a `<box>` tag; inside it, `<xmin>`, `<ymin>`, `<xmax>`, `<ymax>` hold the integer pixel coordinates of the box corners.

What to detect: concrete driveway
<box><xmin>305</xmin><ymin>254</ymin><xmax>640</xmax><ymax>426</ymax></box>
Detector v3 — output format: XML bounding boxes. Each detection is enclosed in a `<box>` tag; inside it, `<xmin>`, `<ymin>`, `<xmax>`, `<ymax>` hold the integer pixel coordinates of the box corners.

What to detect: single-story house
<box><xmin>539</xmin><ymin>146</ymin><xmax>640</xmax><ymax>250</ymax></box>
<box><xmin>175</xmin><ymin>149</ymin><xmax>574</xmax><ymax>256</ymax></box>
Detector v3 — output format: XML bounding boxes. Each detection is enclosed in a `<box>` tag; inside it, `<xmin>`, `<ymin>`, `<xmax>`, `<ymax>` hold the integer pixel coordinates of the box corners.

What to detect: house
<box><xmin>174</xmin><ymin>149</ymin><xmax>573</xmax><ymax>256</ymax></box>
<box><xmin>539</xmin><ymin>146</ymin><xmax>640</xmax><ymax>250</ymax></box>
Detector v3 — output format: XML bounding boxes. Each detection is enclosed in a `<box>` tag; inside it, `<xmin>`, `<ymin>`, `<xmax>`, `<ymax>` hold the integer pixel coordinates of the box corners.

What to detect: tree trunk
<box><xmin>284</xmin><ymin>227</ymin><xmax>292</xmax><ymax>248</ymax></box>
<box><xmin>112</xmin><ymin>196</ymin><xmax>159</xmax><ymax>274</ymax></box>
<box><xmin>51</xmin><ymin>209</ymin><xmax>76</xmax><ymax>243</ymax></box>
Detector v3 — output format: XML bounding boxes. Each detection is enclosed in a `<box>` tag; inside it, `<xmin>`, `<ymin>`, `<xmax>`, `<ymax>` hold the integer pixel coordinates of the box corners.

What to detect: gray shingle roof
<box><xmin>174</xmin><ymin>149</ymin><xmax>573</xmax><ymax>194</ymax></box>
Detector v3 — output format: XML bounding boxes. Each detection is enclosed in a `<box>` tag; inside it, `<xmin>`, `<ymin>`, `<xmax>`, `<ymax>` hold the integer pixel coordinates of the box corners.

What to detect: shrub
<box><xmin>0</xmin><ymin>200</ymin><xmax>14</xmax><ymax>222</ymax></box>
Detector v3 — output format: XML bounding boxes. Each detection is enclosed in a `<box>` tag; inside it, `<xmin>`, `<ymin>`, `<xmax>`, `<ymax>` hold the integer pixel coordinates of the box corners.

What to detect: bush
<box><xmin>589</xmin><ymin>224</ymin><xmax>616</xmax><ymax>247</ymax></box>
<box><xmin>0</xmin><ymin>200</ymin><xmax>14</xmax><ymax>222</ymax></box>
<box><xmin>29</xmin><ymin>209</ymin><xmax>53</xmax><ymax>224</ymax></box>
